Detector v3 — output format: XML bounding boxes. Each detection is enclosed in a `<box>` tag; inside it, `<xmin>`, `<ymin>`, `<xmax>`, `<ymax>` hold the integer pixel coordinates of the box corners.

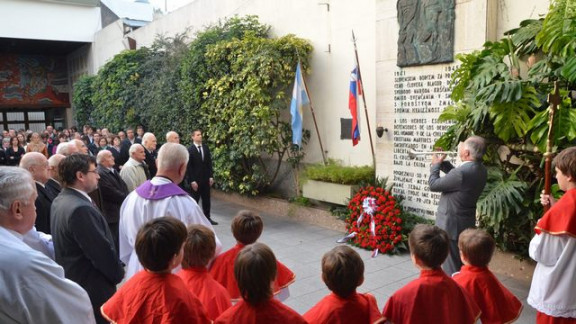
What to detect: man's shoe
<box><xmin>209</xmin><ymin>218</ymin><xmax>218</xmax><ymax>225</ymax></box>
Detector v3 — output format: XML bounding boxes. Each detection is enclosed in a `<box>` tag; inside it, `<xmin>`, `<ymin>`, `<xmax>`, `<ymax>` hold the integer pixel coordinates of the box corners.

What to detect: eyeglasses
<box><xmin>86</xmin><ymin>170</ymin><xmax>98</xmax><ymax>175</ymax></box>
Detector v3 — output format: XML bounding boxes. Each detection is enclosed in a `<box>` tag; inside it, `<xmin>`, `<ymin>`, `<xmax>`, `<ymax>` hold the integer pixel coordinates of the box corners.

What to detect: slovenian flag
<box><xmin>290</xmin><ymin>62</ymin><xmax>310</xmax><ymax>146</ymax></box>
<box><xmin>349</xmin><ymin>65</ymin><xmax>362</xmax><ymax>146</ymax></box>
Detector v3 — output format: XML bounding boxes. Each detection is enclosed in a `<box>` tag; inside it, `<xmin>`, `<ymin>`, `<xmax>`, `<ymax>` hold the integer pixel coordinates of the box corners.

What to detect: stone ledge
<box><xmin>213</xmin><ymin>190</ymin><xmax>535</xmax><ymax>282</ymax></box>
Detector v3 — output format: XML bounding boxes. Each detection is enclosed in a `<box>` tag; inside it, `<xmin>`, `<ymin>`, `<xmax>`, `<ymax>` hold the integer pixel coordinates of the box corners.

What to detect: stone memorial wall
<box><xmin>392</xmin><ymin>64</ymin><xmax>458</xmax><ymax>218</ymax></box>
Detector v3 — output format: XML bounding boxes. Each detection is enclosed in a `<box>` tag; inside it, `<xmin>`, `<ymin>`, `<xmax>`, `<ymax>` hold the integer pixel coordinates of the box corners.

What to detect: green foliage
<box><xmin>437</xmin><ymin>2</ymin><xmax>576</xmax><ymax>254</ymax></box>
<box><xmin>73</xmin><ymin>16</ymin><xmax>313</xmax><ymax>196</ymax></box>
<box><xmin>72</xmin><ymin>75</ymin><xmax>96</xmax><ymax>127</ymax></box>
<box><xmin>304</xmin><ymin>160</ymin><xmax>374</xmax><ymax>185</ymax></box>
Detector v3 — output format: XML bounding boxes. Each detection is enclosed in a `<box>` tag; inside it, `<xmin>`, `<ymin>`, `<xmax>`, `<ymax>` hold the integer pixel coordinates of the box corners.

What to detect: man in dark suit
<box><xmin>428</xmin><ymin>135</ymin><xmax>487</xmax><ymax>275</ymax></box>
<box><xmin>187</xmin><ymin>129</ymin><xmax>217</xmax><ymax>225</ymax></box>
<box><xmin>51</xmin><ymin>154</ymin><xmax>125</xmax><ymax>324</ymax></box>
<box><xmin>118</xmin><ymin>127</ymin><xmax>141</xmax><ymax>166</ymax></box>
<box><xmin>20</xmin><ymin>152</ymin><xmax>54</xmax><ymax>234</ymax></box>
<box><xmin>46</xmin><ymin>153</ymin><xmax>65</xmax><ymax>197</ymax></box>
<box><xmin>96</xmin><ymin>150</ymin><xmax>129</xmax><ymax>254</ymax></box>
<box><xmin>142</xmin><ymin>132</ymin><xmax>158</xmax><ymax>178</ymax></box>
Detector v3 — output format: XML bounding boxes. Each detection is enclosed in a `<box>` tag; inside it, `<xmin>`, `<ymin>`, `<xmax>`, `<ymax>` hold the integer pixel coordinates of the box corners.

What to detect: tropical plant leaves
<box><xmin>489</xmin><ymin>86</ymin><xmax>540</xmax><ymax>141</ymax></box>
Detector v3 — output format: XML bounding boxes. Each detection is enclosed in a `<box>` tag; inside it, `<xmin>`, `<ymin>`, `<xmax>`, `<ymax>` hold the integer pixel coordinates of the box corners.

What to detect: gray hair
<box><xmin>96</xmin><ymin>150</ymin><xmax>111</xmax><ymax>164</ymax></box>
<box><xmin>157</xmin><ymin>143</ymin><xmax>189</xmax><ymax>171</ymax></box>
<box><xmin>0</xmin><ymin>167</ymin><xmax>35</xmax><ymax>214</ymax></box>
<box><xmin>19</xmin><ymin>152</ymin><xmax>46</xmax><ymax>170</ymax></box>
<box><xmin>464</xmin><ymin>136</ymin><xmax>486</xmax><ymax>161</ymax></box>
<box><xmin>129</xmin><ymin>143</ymin><xmax>143</xmax><ymax>155</ymax></box>
<box><xmin>48</xmin><ymin>154</ymin><xmax>66</xmax><ymax>168</ymax></box>
<box><xmin>55</xmin><ymin>141</ymin><xmax>75</xmax><ymax>155</ymax></box>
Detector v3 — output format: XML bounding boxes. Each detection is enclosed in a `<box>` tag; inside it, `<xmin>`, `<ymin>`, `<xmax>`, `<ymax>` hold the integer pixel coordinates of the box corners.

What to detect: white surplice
<box><xmin>119</xmin><ymin>177</ymin><xmax>222</xmax><ymax>279</ymax></box>
<box><xmin>0</xmin><ymin>226</ymin><xmax>95</xmax><ymax>324</ymax></box>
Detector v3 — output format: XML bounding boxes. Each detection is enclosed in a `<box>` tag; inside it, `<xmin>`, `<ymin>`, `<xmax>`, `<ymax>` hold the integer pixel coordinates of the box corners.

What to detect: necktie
<box><xmin>197</xmin><ymin>145</ymin><xmax>204</xmax><ymax>161</ymax></box>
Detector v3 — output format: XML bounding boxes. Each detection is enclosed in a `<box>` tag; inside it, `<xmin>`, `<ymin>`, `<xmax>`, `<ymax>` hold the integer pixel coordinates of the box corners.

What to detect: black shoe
<box><xmin>208</xmin><ymin>218</ymin><xmax>218</xmax><ymax>225</ymax></box>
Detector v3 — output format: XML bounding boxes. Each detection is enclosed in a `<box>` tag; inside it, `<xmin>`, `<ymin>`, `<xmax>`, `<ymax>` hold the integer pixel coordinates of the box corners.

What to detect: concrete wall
<box><xmin>91</xmin><ymin>0</ymin><xmax>377</xmax><ymax>167</ymax></box>
<box><xmin>0</xmin><ymin>0</ymin><xmax>100</xmax><ymax>42</ymax></box>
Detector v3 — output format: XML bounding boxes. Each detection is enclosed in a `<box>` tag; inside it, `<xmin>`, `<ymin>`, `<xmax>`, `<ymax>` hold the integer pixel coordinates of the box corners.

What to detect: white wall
<box><xmin>91</xmin><ymin>0</ymin><xmax>377</xmax><ymax>167</ymax></box>
<box><xmin>0</xmin><ymin>0</ymin><xmax>101</xmax><ymax>42</ymax></box>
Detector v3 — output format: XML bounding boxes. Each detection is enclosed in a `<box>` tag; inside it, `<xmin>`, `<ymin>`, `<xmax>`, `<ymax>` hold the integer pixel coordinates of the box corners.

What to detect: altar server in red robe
<box><xmin>303</xmin><ymin>245</ymin><xmax>384</xmax><ymax>324</ymax></box>
<box><xmin>101</xmin><ymin>217</ymin><xmax>210</xmax><ymax>324</ymax></box>
<box><xmin>215</xmin><ymin>242</ymin><xmax>306</xmax><ymax>323</ymax></box>
<box><xmin>178</xmin><ymin>224</ymin><xmax>232</xmax><ymax>320</ymax></box>
<box><xmin>453</xmin><ymin>228</ymin><xmax>523</xmax><ymax>324</ymax></box>
<box><xmin>382</xmin><ymin>224</ymin><xmax>481</xmax><ymax>323</ymax></box>
<box><xmin>529</xmin><ymin>147</ymin><xmax>576</xmax><ymax>323</ymax></box>
<box><xmin>210</xmin><ymin>210</ymin><xmax>295</xmax><ymax>301</ymax></box>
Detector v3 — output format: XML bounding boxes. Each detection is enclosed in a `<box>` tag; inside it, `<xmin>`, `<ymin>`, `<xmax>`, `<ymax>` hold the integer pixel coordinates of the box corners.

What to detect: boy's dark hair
<box><xmin>231</xmin><ymin>210</ymin><xmax>263</xmax><ymax>245</ymax></box>
<box><xmin>408</xmin><ymin>224</ymin><xmax>449</xmax><ymax>269</ymax></box>
<box><xmin>135</xmin><ymin>217</ymin><xmax>187</xmax><ymax>272</ymax></box>
<box><xmin>59</xmin><ymin>154</ymin><xmax>96</xmax><ymax>187</ymax></box>
<box><xmin>458</xmin><ymin>228</ymin><xmax>495</xmax><ymax>267</ymax></box>
<box><xmin>553</xmin><ymin>147</ymin><xmax>576</xmax><ymax>180</ymax></box>
<box><xmin>234</xmin><ymin>242</ymin><xmax>277</xmax><ymax>305</ymax></box>
<box><xmin>182</xmin><ymin>224</ymin><xmax>216</xmax><ymax>268</ymax></box>
<box><xmin>322</xmin><ymin>246</ymin><xmax>364</xmax><ymax>298</ymax></box>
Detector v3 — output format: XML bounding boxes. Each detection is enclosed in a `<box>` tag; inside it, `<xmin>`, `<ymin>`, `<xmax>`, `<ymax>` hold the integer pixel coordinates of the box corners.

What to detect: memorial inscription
<box><xmin>392</xmin><ymin>65</ymin><xmax>456</xmax><ymax>218</ymax></box>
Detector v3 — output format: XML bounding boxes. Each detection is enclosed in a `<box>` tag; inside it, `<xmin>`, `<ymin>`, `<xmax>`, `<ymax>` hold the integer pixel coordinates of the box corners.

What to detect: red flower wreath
<box><xmin>345</xmin><ymin>186</ymin><xmax>403</xmax><ymax>255</ymax></box>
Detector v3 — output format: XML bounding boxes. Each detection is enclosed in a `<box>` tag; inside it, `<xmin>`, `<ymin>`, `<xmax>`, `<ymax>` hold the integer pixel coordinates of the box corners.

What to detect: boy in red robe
<box><xmin>382</xmin><ymin>224</ymin><xmax>481</xmax><ymax>323</ymax></box>
<box><xmin>178</xmin><ymin>224</ymin><xmax>232</xmax><ymax>320</ymax></box>
<box><xmin>101</xmin><ymin>217</ymin><xmax>211</xmax><ymax>324</ymax></box>
<box><xmin>215</xmin><ymin>242</ymin><xmax>306</xmax><ymax>324</ymax></box>
<box><xmin>210</xmin><ymin>210</ymin><xmax>295</xmax><ymax>301</ymax></box>
<box><xmin>303</xmin><ymin>245</ymin><xmax>384</xmax><ymax>324</ymax></box>
<box><xmin>453</xmin><ymin>228</ymin><xmax>523</xmax><ymax>324</ymax></box>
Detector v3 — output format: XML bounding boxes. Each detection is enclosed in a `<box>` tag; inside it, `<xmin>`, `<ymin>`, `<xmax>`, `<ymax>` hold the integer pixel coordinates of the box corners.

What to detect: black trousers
<box><xmin>191</xmin><ymin>182</ymin><xmax>211</xmax><ymax>219</ymax></box>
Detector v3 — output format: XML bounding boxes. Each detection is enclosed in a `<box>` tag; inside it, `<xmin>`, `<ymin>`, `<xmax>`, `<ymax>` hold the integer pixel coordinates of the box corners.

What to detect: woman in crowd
<box><xmin>26</xmin><ymin>132</ymin><xmax>48</xmax><ymax>157</ymax></box>
<box><xmin>6</xmin><ymin>136</ymin><xmax>25</xmax><ymax>166</ymax></box>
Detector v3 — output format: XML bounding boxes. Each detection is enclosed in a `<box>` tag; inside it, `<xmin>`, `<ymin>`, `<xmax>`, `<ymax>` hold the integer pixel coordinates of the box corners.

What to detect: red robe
<box><xmin>382</xmin><ymin>269</ymin><xmax>481</xmax><ymax>324</ymax></box>
<box><xmin>303</xmin><ymin>292</ymin><xmax>384</xmax><ymax>324</ymax></box>
<box><xmin>453</xmin><ymin>265</ymin><xmax>522</xmax><ymax>324</ymax></box>
<box><xmin>101</xmin><ymin>270</ymin><xmax>211</xmax><ymax>324</ymax></box>
<box><xmin>535</xmin><ymin>188</ymin><xmax>576</xmax><ymax>237</ymax></box>
<box><xmin>209</xmin><ymin>243</ymin><xmax>295</xmax><ymax>300</ymax></box>
<box><xmin>177</xmin><ymin>267</ymin><xmax>232</xmax><ymax>321</ymax></box>
<box><xmin>214</xmin><ymin>298</ymin><xmax>307</xmax><ymax>324</ymax></box>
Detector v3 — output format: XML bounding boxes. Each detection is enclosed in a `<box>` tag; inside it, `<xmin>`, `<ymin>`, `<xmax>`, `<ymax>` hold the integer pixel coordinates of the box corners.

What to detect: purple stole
<box><xmin>135</xmin><ymin>180</ymin><xmax>188</xmax><ymax>200</ymax></box>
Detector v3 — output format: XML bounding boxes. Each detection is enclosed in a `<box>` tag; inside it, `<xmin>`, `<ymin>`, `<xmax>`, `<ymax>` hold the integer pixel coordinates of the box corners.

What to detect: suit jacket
<box><xmin>88</xmin><ymin>143</ymin><xmax>99</xmax><ymax>156</ymax></box>
<box><xmin>107</xmin><ymin>146</ymin><xmax>122</xmax><ymax>171</ymax></box>
<box><xmin>50</xmin><ymin>188</ymin><xmax>124</xmax><ymax>318</ymax></box>
<box><xmin>187</xmin><ymin>143</ymin><xmax>213</xmax><ymax>185</ymax></box>
<box><xmin>144</xmin><ymin>149</ymin><xmax>157</xmax><ymax>178</ymax></box>
<box><xmin>0</xmin><ymin>149</ymin><xmax>6</xmax><ymax>165</ymax></box>
<box><xmin>97</xmin><ymin>165</ymin><xmax>129</xmax><ymax>224</ymax></box>
<box><xmin>45</xmin><ymin>178</ymin><xmax>62</xmax><ymax>197</ymax></box>
<box><xmin>428</xmin><ymin>161</ymin><xmax>487</xmax><ymax>240</ymax></box>
<box><xmin>118</xmin><ymin>138</ymin><xmax>141</xmax><ymax>166</ymax></box>
<box><xmin>35</xmin><ymin>183</ymin><xmax>56</xmax><ymax>234</ymax></box>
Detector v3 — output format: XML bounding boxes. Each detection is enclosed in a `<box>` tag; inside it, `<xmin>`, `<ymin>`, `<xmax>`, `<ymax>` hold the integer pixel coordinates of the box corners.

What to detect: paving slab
<box><xmin>211</xmin><ymin>197</ymin><xmax>536</xmax><ymax>322</ymax></box>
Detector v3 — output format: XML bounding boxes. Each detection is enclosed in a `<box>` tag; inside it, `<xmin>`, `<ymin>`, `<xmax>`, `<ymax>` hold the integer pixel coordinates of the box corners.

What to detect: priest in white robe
<box><xmin>0</xmin><ymin>167</ymin><xmax>95</xmax><ymax>324</ymax></box>
<box><xmin>119</xmin><ymin>142</ymin><xmax>222</xmax><ymax>279</ymax></box>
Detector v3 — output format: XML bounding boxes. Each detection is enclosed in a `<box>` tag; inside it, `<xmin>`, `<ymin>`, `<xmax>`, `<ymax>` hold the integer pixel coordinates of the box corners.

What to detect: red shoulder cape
<box><xmin>214</xmin><ymin>298</ymin><xmax>307</xmax><ymax>324</ymax></box>
<box><xmin>303</xmin><ymin>292</ymin><xmax>384</xmax><ymax>324</ymax></box>
<box><xmin>177</xmin><ymin>267</ymin><xmax>232</xmax><ymax>321</ymax></box>
<box><xmin>453</xmin><ymin>265</ymin><xmax>522</xmax><ymax>324</ymax></box>
<box><xmin>382</xmin><ymin>269</ymin><xmax>481</xmax><ymax>324</ymax></box>
<box><xmin>101</xmin><ymin>271</ymin><xmax>210</xmax><ymax>324</ymax></box>
<box><xmin>535</xmin><ymin>189</ymin><xmax>576</xmax><ymax>237</ymax></box>
<box><xmin>209</xmin><ymin>243</ymin><xmax>295</xmax><ymax>300</ymax></box>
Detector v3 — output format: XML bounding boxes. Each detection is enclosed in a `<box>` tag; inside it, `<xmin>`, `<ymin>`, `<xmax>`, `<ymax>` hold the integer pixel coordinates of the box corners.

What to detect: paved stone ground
<box><xmin>211</xmin><ymin>198</ymin><xmax>536</xmax><ymax>322</ymax></box>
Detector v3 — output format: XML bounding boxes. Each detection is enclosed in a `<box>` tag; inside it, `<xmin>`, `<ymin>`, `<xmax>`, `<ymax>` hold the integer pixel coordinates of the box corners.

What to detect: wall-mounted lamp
<box><xmin>376</xmin><ymin>126</ymin><xmax>388</xmax><ymax>138</ymax></box>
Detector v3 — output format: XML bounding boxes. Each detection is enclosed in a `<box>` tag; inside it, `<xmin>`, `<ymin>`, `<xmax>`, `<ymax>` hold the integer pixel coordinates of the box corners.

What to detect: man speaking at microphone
<box><xmin>428</xmin><ymin>135</ymin><xmax>487</xmax><ymax>275</ymax></box>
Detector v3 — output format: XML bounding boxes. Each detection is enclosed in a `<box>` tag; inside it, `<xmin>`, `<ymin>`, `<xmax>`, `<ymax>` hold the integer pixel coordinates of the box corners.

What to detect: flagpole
<box><xmin>352</xmin><ymin>30</ymin><xmax>376</xmax><ymax>169</ymax></box>
<box><xmin>300</xmin><ymin>65</ymin><xmax>327</xmax><ymax>165</ymax></box>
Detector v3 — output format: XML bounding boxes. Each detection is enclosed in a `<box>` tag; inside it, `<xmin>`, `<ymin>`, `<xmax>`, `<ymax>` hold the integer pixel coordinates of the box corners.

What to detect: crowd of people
<box><xmin>0</xmin><ymin>126</ymin><xmax>574</xmax><ymax>323</ymax></box>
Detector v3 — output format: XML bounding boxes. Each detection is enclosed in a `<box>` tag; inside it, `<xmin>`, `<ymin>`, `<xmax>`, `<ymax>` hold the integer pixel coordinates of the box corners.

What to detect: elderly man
<box><xmin>51</xmin><ymin>154</ymin><xmax>124</xmax><ymax>324</ymax></box>
<box><xmin>119</xmin><ymin>144</ymin><xmax>148</xmax><ymax>192</ymax></box>
<box><xmin>142</xmin><ymin>132</ymin><xmax>158</xmax><ymax>177</ymax></box>
<box><xmin>46</xmin><ymin>153</ymin><xmax>65</xmax><ymax>196</ymax></box>
<box><xmin>428</xmin><ymin>135</ymin><xmax>488</xmax><ymax>275</ymax></box>
<box><xmin>96</xmin><ymin>150</ymin><xmax>128</xmax><ymax>253</ymax></box>
<box><xmin>119</xmin><ymin>143</ymin><xmax>222</xmax><ymax>279</ymax></box>
<box><xmin>166</xmin><ymin>131</ymin><xmax>180</xmax><ymax>144</ymax></box>
<box><xmin>118</xmin><ymin>127</ymin><xmax>141</xmax><ymax>166</ymax></box>
<box><xmin>20</xmin><ymin>152</ymin><xmax>54</xmax><ymax>234</ymax></box>
<box><xmin>0</xmin><ymin>167</ymin><xmax>95</xmax><ymax>323</ymax></box>
<box><xmin>55</xmin><ymin>140</ymin><xmax>79</xmax><ymax>156</ymax></box>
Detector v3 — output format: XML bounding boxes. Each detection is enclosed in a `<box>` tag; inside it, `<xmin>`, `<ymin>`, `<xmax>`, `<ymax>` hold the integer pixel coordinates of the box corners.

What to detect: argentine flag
<box><xmin>290</xmin><ymin>62</ymin><xmax>310</xmax><ymax>146</ymax></box>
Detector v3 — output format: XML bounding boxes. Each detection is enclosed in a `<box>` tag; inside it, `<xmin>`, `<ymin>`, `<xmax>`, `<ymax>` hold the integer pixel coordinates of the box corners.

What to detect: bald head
<box><xmin>142</xmin><ymin>132</ymin><xmax>157</xmax><ymax>151</ymax></box>
<box><xmin>48</xmin><ymin>154</ymin><xmax>65</xmax><ymax>180</ymax></box>
<box><xmin>97</xmin><ymin>150</ymin><xmax>115</xmax><ymax>168</ymax></box>
<box><xmin>20</xmin><ymin>152</ymin><xmax>49</xmax><ymax>184</ymax></box>
<box><xmin>166</xmin><ymin>131</ymin><xmax>180</xmax><ymax>144</ymax></box>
